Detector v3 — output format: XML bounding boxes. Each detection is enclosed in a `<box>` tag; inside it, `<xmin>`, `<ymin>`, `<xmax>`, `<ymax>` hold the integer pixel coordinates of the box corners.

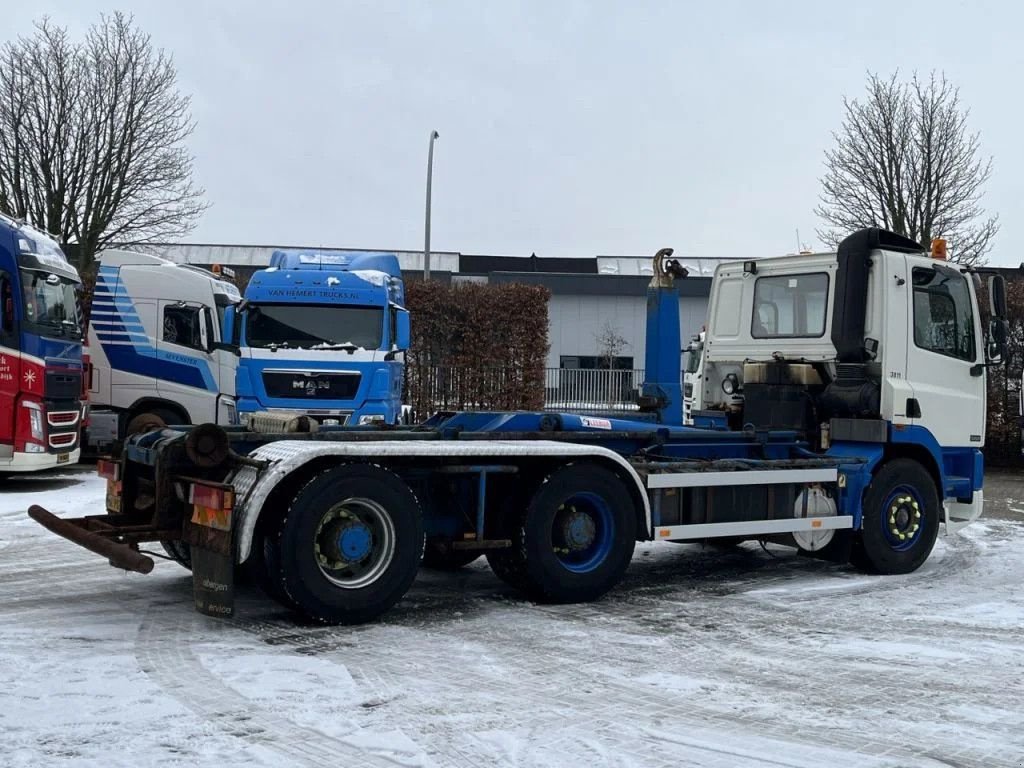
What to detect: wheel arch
<box><xmin>882</xmin><ymin>443</ymin><xmax>942</xmax><ymax>499</ymax></box>
<box><xmin>128</xmin><ymin>397</ymin><xmax>191</xmax><ymax>427</ymax></box>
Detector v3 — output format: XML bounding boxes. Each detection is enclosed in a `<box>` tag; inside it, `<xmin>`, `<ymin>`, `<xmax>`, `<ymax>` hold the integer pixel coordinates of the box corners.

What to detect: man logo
<box><xmin>292</xmin><ymin>377</ymin><xmax>329</xmax><ymax>393</ymax></box>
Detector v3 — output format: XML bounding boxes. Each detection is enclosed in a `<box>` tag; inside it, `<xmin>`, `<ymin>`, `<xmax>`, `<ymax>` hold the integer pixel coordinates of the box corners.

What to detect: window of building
<box><xmin>751</xmin><ymin>273</ymin><xmax>829</xmax><ymax>338</ymax></box>
<box><xmin>163</xmin><ymin>305</ymin><xmax>203</xmax><ymax>351</ymax></box>
<box><xmin>912</xmin><ymin>267</ymin><xmax>975</xmax><ymax>361</ymax></box>
<box><xmin>560</xmin><ymin>355</ymin><xmax>634</xmax><ymax>371</ymax></box>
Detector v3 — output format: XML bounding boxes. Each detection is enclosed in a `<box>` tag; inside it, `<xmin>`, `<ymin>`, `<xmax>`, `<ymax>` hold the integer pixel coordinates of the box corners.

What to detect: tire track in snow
<box><xmin>222</xmin><ymin>533</ymin><xmax>1021</xmax><ymax>768</ymax></box>
<box><xmin>134</xmin><ymin>606</ymin><xmax>414</xmax><ymax>768</ymax></box>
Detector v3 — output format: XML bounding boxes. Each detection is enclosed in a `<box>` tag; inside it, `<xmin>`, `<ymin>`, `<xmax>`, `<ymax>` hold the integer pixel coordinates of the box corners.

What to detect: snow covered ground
<box><xmin>2</xmin><ymin>469</ymin><xmax>1023</xmax><ymax>768</ymax></box>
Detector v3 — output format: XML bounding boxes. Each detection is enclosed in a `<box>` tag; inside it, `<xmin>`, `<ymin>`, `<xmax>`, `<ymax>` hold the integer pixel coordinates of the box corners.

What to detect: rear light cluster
<box><xmin>189</xmin><ymin>482</ymin><xmax>235</xmax><ymax>532</ymax></box>
<box><xmin>97</xmin><ymin>459</ymin><xmax>120</xmax><ymax>481</ymax></box>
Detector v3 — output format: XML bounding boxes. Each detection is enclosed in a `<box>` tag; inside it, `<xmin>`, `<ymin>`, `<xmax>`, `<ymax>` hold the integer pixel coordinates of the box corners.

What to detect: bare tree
<box><xmin>594</xmin><ymin>320</ymin><xmax>629</xmax><ymax>370</ymax></box>
<box><xmin>0</xmin><ymin>13</ymin><xmax>207</xmax><ymax>271</ymax></box>
<box><xmin>816</xmin><ymin>72</ymin><xmax>998</xmax><ymax>266</ymax></box>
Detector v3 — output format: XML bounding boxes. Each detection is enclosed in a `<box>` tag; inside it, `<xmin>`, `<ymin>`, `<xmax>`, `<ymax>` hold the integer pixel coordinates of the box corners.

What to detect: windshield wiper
<box><xmin>309</xmin><ymin>342</ymin><xmax>361</xmax><ymax>353</ymax></box>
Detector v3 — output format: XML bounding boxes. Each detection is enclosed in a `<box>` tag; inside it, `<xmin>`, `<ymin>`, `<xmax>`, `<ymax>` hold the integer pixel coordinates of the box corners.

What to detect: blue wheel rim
<box><xmin>551</xmin><ymin>492</ymin><xmax>615</xmax><ymax>574</ymax></box>
<box><xmin>880</xmin><ymin>485</ymin><xmax>926</xmax><ymax>552</ymax></box>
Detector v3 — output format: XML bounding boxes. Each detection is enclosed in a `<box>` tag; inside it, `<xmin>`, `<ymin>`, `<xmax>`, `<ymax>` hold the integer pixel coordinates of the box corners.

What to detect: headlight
<box><xmin>238</xmin><ymin>411</ymin><xmax>251</xmax><ymax>427</ymax></box>
<box><xmin>23</xmin><ymin>402</ymin><xmax>44</xmax><ymax>440</ymax></box>
<box><xmin>722</xmin><ymin>374</ymin><xmax>739</xmax><ymax>396</ymax></box>
<box><xmin>358</xmin><ymin>414</ymin><xmax>386</xmax><ymax>426</ymax></box>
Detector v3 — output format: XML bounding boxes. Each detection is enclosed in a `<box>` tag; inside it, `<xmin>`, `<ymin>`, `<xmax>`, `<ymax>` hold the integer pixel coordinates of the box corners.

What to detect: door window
<box><xmin>163</xmin><ymin>305</ymin><xmax>203</xmax><ymax>351</ymax></box>
<box><xmin>912</xmin><ymin>267</ymin><xmax>976</xmax><ymax>362</ymax></box>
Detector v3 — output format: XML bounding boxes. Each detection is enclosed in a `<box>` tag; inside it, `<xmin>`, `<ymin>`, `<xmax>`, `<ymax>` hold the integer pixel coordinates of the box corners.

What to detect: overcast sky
<box><xmin>4</xmin><ymin>0</ymin><xmax>1022</xmax><ymax>265</ymax></box>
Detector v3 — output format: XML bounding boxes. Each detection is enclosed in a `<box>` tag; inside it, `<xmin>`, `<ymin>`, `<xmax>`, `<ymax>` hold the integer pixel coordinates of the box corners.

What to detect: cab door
<box><xmin>155</xmin><ymin>300</ymin><xmax>218</xmax><ymax>424</ymax></box>
<box><xmin>902</xmin><ymin>259</ymin><xmax>986</xmax><ymax>448</ymax></box>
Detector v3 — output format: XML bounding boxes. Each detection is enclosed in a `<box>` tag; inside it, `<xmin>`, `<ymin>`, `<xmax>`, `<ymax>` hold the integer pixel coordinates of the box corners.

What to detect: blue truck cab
<box><xmin>230</xmin><ymin>250</ymin><xmax>410</xmax><ymax>426</ymax></box>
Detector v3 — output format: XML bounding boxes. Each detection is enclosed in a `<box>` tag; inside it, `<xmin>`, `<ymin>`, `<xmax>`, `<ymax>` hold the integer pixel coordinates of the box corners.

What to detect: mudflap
<box><xmin>185</xmin><ymin>515</ymin><xmax>235</xmax><ymax>618</ymax></box>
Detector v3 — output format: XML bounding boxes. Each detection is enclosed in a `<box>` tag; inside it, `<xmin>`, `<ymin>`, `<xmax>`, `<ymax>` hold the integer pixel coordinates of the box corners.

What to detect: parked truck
<box><xmin>230</xmin><ymin>249</ymin><xmax>409</xmax><ymax>427</ymax></box>
<box><xmin>0</xmin><ymin>214</ymin><xmax>85</xmax><ymax>472</ymax></box>
<box><xmin>31</xmin><ymin>228</ymin><xmax>1011</xmax><ymax>626</ymax></box>
<box><xmin>682</xmin><ymin>330</ymin><xmax>703</xmax><ymax>425</ymax></box>
<box><xmin>85</xmin><ymin>250</ymin><xmax>243</xmax><ymax>447</ymax></box>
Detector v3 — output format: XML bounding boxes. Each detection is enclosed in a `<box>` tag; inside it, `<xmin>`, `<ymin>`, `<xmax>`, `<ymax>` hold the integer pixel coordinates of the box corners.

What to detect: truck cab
<box><xmin>0</xmin><ymin>214</ymin><xmax>85</xmax><ymax>471</ymax></box>
<box><xmin>232</xmin><ymin>250</ymin><xmax>410</xmax><ymax>426</ymax></box>
<box><xmin>699</xmin><ymin>229</ymin><xmax>1001</xmax><ymax>529</ymax></box>
<box><xmin>86</xmin><ymin>250</ymin><xmax>241</xmax><ymax>446</ymax></box>
<box><xmin>682</xmin><ymin>331</ymin><xmax>703</xmax><ymax>425</ymax></box>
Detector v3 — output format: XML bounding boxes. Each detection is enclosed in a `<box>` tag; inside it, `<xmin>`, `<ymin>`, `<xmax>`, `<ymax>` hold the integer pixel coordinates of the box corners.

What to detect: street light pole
<box><xmin>424</xmin><ymin>130</ymin><xmax>440</xmax><ymax>281</ymax></box>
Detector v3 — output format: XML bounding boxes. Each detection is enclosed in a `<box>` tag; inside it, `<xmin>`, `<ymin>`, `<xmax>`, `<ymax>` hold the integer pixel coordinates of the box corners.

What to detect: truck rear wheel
<box><xmin>487</xmin><ymin>463</ymin><xmax>637</xmax><ymax>603</ymax></box>
<box><xmin>851</xmin><ymin>458</ymin><xmax>940</xmax><ymax>575</ymax></box>
<box><xmin>274</xmin><ymin>464</ymin><xmax>423</xmax><ymax>624</ymax></box>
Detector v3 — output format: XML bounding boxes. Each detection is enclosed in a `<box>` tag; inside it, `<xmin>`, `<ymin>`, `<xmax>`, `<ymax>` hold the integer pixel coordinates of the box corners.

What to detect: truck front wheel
<box><xmin>274</xmin><ymin>464</ymin><xmax>423</xmax><ymax>624</ymax></box>
<box><xmin>851</xmin><ymin>458</ymin><xmax>940</xmax><ymax>575</ymax></box>
<box><xmin>487</xmin><ymin>463</ymin><xmax>637</xmax><ymax>603</ymax></box>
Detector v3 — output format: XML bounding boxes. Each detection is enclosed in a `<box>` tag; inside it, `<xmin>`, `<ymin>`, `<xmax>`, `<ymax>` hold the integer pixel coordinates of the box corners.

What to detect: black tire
<box><xmin>247</xmin><ymin>526</ymin><xmax>300</xmax><ymax>610</ymax></box>
<box><xmin>160</xmin><ymin>540</ymin><xmax>192</xmax><ymax>570</ymax></box>
<box><xmin>486</xmin><ymin>462</ymin><xmax>637</xmax><ymax>604</ymax></box>
<box><xmin>422</xmin><ymin>543</ymin><xmax>481</xmax><ymax>570</ymax></box>
<box><xmin>273</xmin><ymin>464</ymin><xmax>423</xmax><ymax>624</ymax></box>
<box><xmin>850</xmin><ymin>458</ymin><xmax>940</xmax><ymax>575</ymax></box>
<box><xmin>125</xmin><ymin>406</ymin><xmax>184</xmax><ymax>437</ymax></box>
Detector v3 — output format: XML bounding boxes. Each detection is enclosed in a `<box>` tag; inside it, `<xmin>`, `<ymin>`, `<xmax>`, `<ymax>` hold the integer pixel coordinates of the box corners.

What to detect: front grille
<box><xmin>45</xmin><ymin>370</ymin><xmax>82</xmax><ymax>400</ymax></box>
<box><xmin>47</xmin><ymin>410</ymin><xmax>80</xmax><ymax>427</ymax></box>
<box><xmin>262</xmin><ymin>370</ymin><xmax>362</xmax><ymax>400</ymax></box>
<box><xmin>49</xmin><ymin>432</ymin><xmax>78</xmax><ymax>449</ymax></box>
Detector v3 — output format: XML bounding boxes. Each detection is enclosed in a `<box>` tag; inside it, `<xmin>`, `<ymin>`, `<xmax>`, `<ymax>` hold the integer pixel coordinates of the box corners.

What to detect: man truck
<box><xmin>231</xmin><ymin>249</ymin><xmax>409</xmax><ymax>428</ymax></box>
<box><xmin>0</xmin><ymin>213</ymin><xmax>85</xmax><ymax>473</ymax></box>
<box><xmin>31</xmin><ymin>228</ymin><xmax>1011</xmax><ymax>626</ymax></box>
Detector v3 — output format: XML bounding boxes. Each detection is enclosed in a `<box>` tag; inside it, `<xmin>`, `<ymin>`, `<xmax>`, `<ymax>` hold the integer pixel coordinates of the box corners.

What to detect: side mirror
<box><xmin>989</xmin><ymin>275</ymin><xmax>1008</xmax><ymax>319</ymax></box>
<box><xmin>395</xmin><ymin>309</ymin><xmax>411</xmax><ymax>351</ymax></box>
<box><xmin>987</xmin><ymin>318</ymin><xmax>1008</xmax><ymax>364</ymax></box>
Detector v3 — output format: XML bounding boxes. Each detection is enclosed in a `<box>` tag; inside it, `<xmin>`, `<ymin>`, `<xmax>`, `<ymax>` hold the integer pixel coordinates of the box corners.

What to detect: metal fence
<box><xmin>543</xmin><ymin>368</ymin><xmax>644</xmax><ymax>413</ymax></box>
<box><xmin>404</xmin><ymin>366</ymin><xmax>645</xmax><ymax>419</ymax></box>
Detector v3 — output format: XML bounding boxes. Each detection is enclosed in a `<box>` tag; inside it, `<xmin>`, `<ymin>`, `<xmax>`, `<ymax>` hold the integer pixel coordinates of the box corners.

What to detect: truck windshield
<box><xmin>246</xmin><ymin>303</ymin><xmax>384</xmax><ymax>349</ymax></box>
<box><xmin>19</xmin><ymin>268</ymin><xmax>82</xmax><ymax>339</ymax></box>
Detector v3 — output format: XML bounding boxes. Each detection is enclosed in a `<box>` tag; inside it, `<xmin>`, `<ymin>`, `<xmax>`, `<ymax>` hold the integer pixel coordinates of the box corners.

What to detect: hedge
<box><xmin>403</xmin><ymin>281</ymin><xmax>550</xmax><ymax>419</ymax></box>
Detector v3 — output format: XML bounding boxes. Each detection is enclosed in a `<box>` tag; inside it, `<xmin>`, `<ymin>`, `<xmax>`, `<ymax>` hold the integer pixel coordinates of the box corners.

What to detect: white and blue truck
<box><xmin>85</xmin><ymin>250</ymin><xmax>244</xmax><ymax>445</ymax></box>
<box><xmin>35</xmin><ymin>228</ymin><xmax>1012</xmax><ymax>626</ymax></box>
<box><xmin>85</xmin><ymin>249</ymin><xmax>409</xmax><ymax>448</ymax></box>
<box><xmin>230</xmin><ymin>249</ymin><xmax>409</xmax><ymax>428</ymax></box>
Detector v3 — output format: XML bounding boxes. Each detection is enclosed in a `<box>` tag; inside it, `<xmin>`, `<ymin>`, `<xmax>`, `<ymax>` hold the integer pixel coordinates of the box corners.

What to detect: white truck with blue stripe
<box><xmin>86</xmin><ymin>250</ymin><xmax>242</xmax><ymax>444</ymax></box>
